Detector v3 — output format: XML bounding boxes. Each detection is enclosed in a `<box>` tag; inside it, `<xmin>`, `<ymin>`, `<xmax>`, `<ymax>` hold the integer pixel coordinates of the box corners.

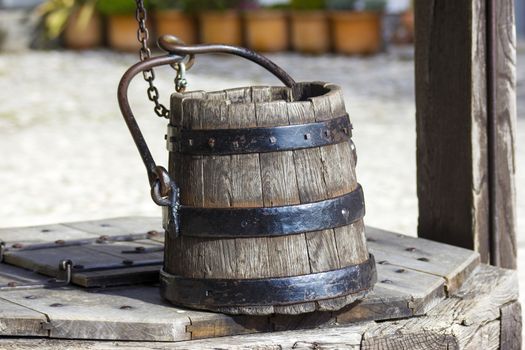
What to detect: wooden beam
<box><xmin>414</xmin><ymin>0</ymin><xmax>517</xmax><ymax>268</ymax></box>
<box><xmin>490</xmin><ymin>0</ymin><xmax>517</xmax><ymax>268</ymax></box>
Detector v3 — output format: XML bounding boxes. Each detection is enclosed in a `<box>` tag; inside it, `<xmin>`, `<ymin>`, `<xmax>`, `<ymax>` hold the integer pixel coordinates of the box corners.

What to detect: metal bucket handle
<box><xmin>117</xmin><ymin>37</ymin><xmax>296</xmax><ymax>228</ymax></box>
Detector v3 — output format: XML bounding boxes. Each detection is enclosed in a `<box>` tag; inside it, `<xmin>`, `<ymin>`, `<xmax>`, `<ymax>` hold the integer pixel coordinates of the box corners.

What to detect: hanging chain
<box><xmin>135</xmin><ymin>0</ymin><xmax>170</xmax><ymax>118</ymax></box>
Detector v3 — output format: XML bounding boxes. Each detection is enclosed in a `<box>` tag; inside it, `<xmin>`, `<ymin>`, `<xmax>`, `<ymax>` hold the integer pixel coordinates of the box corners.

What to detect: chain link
<box><xmin>135</xmin><ymin>0</ymin><xmax>169</xmax><ymax>119</ymax></box>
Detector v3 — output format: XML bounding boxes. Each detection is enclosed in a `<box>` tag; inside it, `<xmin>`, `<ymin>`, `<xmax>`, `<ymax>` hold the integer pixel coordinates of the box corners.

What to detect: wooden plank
<box><xmin>0</xmin><ymin>262</ymin><xmax>50</xmax><ymax>286</ymax></box>
<box><xmin>366</xmin><ymin>227</ymin><xmax>480</xmax><ymax>293</ymax></box>
<box><xmin>255</xmin><ymin>98</ymin><xmax>311</xmax><ymax>315</ymax></box>
<box><xmin>287</xmin><ymin>99</ymin><xmax>341</xmax><ymax>274</ymax></box>
<box><xmin>415</xmin><ymin>0</ymin><xmax>490</xmax><ymax>261</ymax></box>
<box><xmin>362</xmin><ymin>265</ymin><xmax>518</xmax><ymax>350</ymax></box>
<box><xmin>0</xmin><ymin>297</ymin><xmax>48</xmax><ymax>337</ymax></box>
<box><xmin>5</xmin><ymin>264</ymin><xmax>514</xmax><ymax>348</ymax></box>
<box><xmin>226</xmin><ymin>95</ymin><xmax>271</xmax><ymax>280</ymax></box>
<box><xmin>491</xmin><ymin>0</ymin><xmax>517</xmax><ymax>268</ymax></box>
<box><xmin>0</xmin><ymin>322</ymin><xmax>369</xmax><ymax>349</ymax></box>
<box><xmin>184</xmin><ymin>259</ymin><xmax>445</xmax><ymax>339</ymax></box>
<box><xmin>0</xmin><ymin>218</ymin><xmax>480</xmax><ymax>342</ymax></box>
<box><xmin>62</xmin><ymin>216</ymin><xmax>162</xmax><ymax>237</ymax></box>
<box><xmin>0</xmin><ymin>224</ymin><xmax>98</xmax><ymax>244</ymax></box>
<box><xmin>3</xmin><ymin>240</ymin><xmax>163</xmax><ymax>287</ymax></box>
<box><xmin>0</xmin><ymin>285</ymin><xmax>192</xmax><ymax>341</ymax></box>
<box><xmin>500</xmin><ymin>301</ymin><xmax>522</xmax><ymax>350</ymax></box>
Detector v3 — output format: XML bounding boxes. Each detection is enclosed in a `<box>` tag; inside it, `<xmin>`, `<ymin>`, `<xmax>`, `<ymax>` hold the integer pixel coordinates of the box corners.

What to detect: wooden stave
<box><xmin>164</xmin><ymin>82</ymin><xmax>372</xmax><ymax>314</ymax></box>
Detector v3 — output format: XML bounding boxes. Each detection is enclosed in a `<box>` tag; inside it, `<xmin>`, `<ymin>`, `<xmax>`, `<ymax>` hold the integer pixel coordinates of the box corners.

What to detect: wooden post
<box><xmin>414</xmin><ymin>0</ymin><xmax>517</xmax><ymax>268</ymax></box>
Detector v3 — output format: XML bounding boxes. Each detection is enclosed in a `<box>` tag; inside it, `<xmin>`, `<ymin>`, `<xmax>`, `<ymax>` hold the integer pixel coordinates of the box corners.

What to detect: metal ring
<box><xmin>158</xmin><ymin>35</ymin><xmax>195</xmax><ymax>71</ymax></box>
<box><xmin>151</xmin><ymin>180</ymin><xmax>171</xmax><ymax>207</ymax></box>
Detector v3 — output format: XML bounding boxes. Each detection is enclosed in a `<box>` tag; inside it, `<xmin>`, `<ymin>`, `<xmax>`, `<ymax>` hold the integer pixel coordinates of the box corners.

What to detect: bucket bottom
<box><xmin>160</xmin><ymin>254</ymin><xmax>376</xmax><ymax>315</ymax></box>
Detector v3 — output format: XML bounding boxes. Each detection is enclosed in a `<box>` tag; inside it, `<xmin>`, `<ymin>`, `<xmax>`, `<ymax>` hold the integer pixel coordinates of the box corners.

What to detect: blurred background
<box><xmin>0</xmin><ymin>0</ymin><xmax>523</xmax><ymax>242</ymax></box>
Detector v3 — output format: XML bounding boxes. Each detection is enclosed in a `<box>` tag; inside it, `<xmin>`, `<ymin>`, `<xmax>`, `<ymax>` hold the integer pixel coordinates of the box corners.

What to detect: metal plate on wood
<box><xmin>168</xmin><ymin>114</ymin><xmax>352</xmax><ymax>155</ymax></box>
<box><xmin>1</xmin><ymin>237</ymin><xmax>164</xmax><ymax>288</ymax></box>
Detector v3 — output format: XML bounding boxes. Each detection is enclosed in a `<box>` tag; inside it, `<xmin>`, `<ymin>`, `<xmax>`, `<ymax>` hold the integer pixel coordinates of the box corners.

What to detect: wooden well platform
<box><xmin>0</xmin><ymin>217</ymin><xmax>520</xmax><ymax>349</ymax></box>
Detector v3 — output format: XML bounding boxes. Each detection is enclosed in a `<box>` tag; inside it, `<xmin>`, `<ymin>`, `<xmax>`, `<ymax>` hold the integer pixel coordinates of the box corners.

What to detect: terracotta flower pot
<box><xmin>290</xmin><ymin>11</ymin><xmax>330</xmax><ymax>54</ymax></box>
<box><xmin>155</xmin><ymin>10</ymin><xmax>197</xmax><ymax>45</ymax></box>
<box><xmin>330</xmin><ymin>11</ymin><xmax>382</xmax><ymax>55</ymax></box>
<box><xmin>400</xmin><ymin>9</ymin><xmax>414</xmax><ymax>42</ymax></box>
<box><xmin>199</xmin><ymin>10</ymin><xmax>242</xmax><ymax>46</ymax></box>
<box><xmin>244</xmin><ymin>10</ymin><xmax>288</xmax><ymax>52</ymax></box>
<box><xmin>64</xmin><ymin>9</ymin><xmax>103</xmax><ymax>49</ymax></box>
<box><xmin>107</xmin><ymin>14</ymin><xmax>146</xmax><ymax>52</ymax></box>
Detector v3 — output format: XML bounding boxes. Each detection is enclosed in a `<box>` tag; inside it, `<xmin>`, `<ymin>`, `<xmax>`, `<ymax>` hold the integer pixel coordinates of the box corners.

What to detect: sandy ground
<box><xmin>0</xmin><ymin>46</ymin><xmax>523</xmax><ymax>310</ymax></box>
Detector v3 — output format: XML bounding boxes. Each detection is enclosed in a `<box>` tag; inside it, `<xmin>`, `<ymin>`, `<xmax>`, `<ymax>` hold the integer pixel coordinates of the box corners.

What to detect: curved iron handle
<box><xmin>118</xmin><ymin>41</ymin><xmax>299</xmax><ymax>230</ymax></box>
<box><xmin>118</xmin><ymin>55</ymin><xmax>183</xmax><ymax>184</ymax></box>
<box><xmin>158</xmin><ymin>35</ymin><xmax>296</xmax><ymax>88</ymax></box>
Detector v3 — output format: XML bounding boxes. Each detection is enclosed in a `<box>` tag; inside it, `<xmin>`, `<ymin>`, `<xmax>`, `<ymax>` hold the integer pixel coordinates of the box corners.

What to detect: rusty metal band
<box><xmin>167</xmin><ymin>115</ymin><xmax>352</xmax><ymax>155</ymax></box>
<box><xmin>160</xmin><ymin>254</ymin><xmax>376</xmax><ymax>308</ymax></box>
<box><xmin>176</xmin><ymin>185</ymin><xmax>364</xmax><ymax>238</ymax></box>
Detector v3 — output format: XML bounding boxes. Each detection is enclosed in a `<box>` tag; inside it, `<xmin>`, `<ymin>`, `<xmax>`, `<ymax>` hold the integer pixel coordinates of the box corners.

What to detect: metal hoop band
<box><xmin>160</xmin><ymin>254</ymin><xmax>376</xmax><ymax>308</ymax></box>
<box><xmin>175</xmin><ymin>185</ymin><xmax>365</xmax><ymax>238</ymax></box>
<box><xmin>168</xmin><ymin>115</ymin><xmax>352</xmax><ymax>155</ymax></box>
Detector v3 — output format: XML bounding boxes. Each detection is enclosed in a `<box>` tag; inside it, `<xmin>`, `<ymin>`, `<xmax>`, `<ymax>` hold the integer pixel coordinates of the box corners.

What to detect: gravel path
<box><xmin>0</xmin><ymin>48</ymin><xmax>420</xmax><ymax>234</ymax></box>
<box><xmin>0</xmin><ymin>47</ymin><xmax>523</xmax><ymax>303</ymax></box>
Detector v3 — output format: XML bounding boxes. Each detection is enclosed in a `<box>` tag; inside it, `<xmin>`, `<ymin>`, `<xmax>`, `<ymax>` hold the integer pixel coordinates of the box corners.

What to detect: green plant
<box><xmin>96</xmin><ymin>0</ymin><xmax>151</xmax><ymax>16</ymax></box>
<box><xmin>37</xmin><ymin>0</ymin><xmax>97</xmax><ymax>38</ymax></box>
<box><xmin>290</xmin><ymin>0</ymin><xmax>325</xmax><ymax>10</ymax></box>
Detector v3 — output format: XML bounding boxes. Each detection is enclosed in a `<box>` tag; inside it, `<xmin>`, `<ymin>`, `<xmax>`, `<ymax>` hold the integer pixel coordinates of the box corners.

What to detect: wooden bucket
<box><xmin>161</xmin><ymin>82</ymin><xmax>376</xmax><ymax>315</ymax></box>
<box><xmin>117</xmin><ymin>42</ymin><xmax>376</xmax><ymax>315</ymax></box>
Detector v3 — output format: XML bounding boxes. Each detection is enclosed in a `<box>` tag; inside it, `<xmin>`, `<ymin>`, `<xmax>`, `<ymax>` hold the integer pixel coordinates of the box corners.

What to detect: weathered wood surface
<box><xmin>63</xmin><ymin>216</ymin><xmax>163</xmax><ymax>238</ymax></box>
<box><xmin>415</xmin><ymin>0</ymin><xmax>517</xmax><ymax>269</ymax></box>
<box><xmin>490</xmin><ymin>0</ymin><xmax>517</xmax><ymax>268</ymax></box>
<box><xmin>0</xmin><ymin>223</ymin><xmax>98</xmax><ymax>244</ymax></box>
<box><xmin>415</xmin><ymin>0</ymin><xmax>490</xmax><ymax>262</ymax></box>
<box><xmin>0</xmin><ymin>217</ymin><xmax>484</xmax><ymax>343</ymax></box>
<box><xmin>0</xmin><ymin>285</ymin><xmax>192</xmax><ymax>341</ymax></box>
<box><xmin>0</xmin><ymin>297</ymin><xmax>48</xmax><ymax>337</ymax></box>
<box><xmin>0</xmin><ymin>264</ymin><xmax>517</xmax><ymax>349</ymax></box>
<box><xmin>366</xmin><ymin>227</ymin><xmax>480</xmax><ymax>293</ymax></box>
<box><xmin>2</xmin><ymin>236</ymin><xmax>164</xmax><ymax>288</ymax></box>
<box><xmin>500</xmin><ymin>301</ymin><xmax>522</xmax><ymax>350</ymax></box>
<box><xmin>165</xmin><ymin>84</ymin><xmax>371</xmax><ymax>314</ymax></box>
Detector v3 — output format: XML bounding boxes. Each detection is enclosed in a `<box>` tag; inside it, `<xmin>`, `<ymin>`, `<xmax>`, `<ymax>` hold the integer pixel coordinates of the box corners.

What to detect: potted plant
<box><xmin>152</xmin><ymin>0</ymin><xmax>197</xmax><ymax>45</ymax></box>
<box><xmin>243</xmin><ymin>2</ymin><xmax>289</xmax><ymax>52</ymax></box>
<box><xmin>189</xmin><ymin>0</ymin><xmax>243</xmax><ymax>46</ymax></box>
<box><xmin>37</xmin><ymin>0</ymin><xmax>102</xmax><ymax>49</ymax></box>
<box><xmin>328</xmin><ymin>0</ymin><xmax>385</xmax><ymax>55</ymax></box>
<box><xmin>97</xmin><ymin>0</ymin><xmax>153</xmax><ymax>51</ymax></box>
<box><xmin>290</xmin><ymin>0</ymin><xmax>330</xmax><ymax>54</ymax></box>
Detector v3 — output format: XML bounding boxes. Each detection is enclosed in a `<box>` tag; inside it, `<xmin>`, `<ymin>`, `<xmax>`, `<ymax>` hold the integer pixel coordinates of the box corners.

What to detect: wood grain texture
<box><xmin>2</xmin><ymin>263</ymin><xmax>515</xmax><ymax>348</ymax></box>
<box><xmin>63</xmin><ymin>217</ymin><xmax>163</xmax><ymax>237</ymax></box>
<box><xmin>0</xmin><ymin>224</ymin><xmax>98</xmax><ymax>244</ymax></box>
<box><xmin>0</xmin><ymin>286</ymin><xmax>193</xmax><ymax>341</ymax></box>
<box><xmin>500</xmin><ymin>301</ymin><xmax>522</xmax><ymax>350</ymax></box>
<box><xmin>415</xmin><ymin>0</ymin><xmax>517</xmax><ymax>269</ymax></box>
<box><xmin>0</xmin><ymin>297</ymin><xmax>48</xmax><ymax>337</ymax></box>
<box><xmin>3</xmin><ymin>239</ymin><xmax>163</xmax><ymax>287</ymax></box>
<box><xmin>164</xmin><ymin>83</ymin><xmax>370</xmax><ymax>314</ymax></box>
<box><xmin>366</xmin><ymin>227</ymin><xmax>480</xmax><ymax>294</ymax></box>
<box><xmin>415</xmin><ymin>0</ymin><xmax>490</xmax><ymax>261</ymax></box>
<box><xmin>361</xmin><ymin>264</ymin><xmax>518</xmax><ymax>350</ymax></box>
<box><xmin>492</xmin><ymin>0</ymin><xmax>517</xmax><ymax>268</ymax></box>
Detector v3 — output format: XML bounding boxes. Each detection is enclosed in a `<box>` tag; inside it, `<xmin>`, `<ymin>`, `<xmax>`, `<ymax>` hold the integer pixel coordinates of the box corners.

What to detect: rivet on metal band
<box><xmin>175</xmin><ymin>184</ymin><xmax>365</xmax><ymax>238</ymax></box>
<box><xmin>160</xmin><ymin>254</ymin><xmax>376</xmax><ymax>308</ymax></box>
<box><xmin>167</xmin><ymin>114</ymin><xmax>353</xmax><ymax>155</ymax></box>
